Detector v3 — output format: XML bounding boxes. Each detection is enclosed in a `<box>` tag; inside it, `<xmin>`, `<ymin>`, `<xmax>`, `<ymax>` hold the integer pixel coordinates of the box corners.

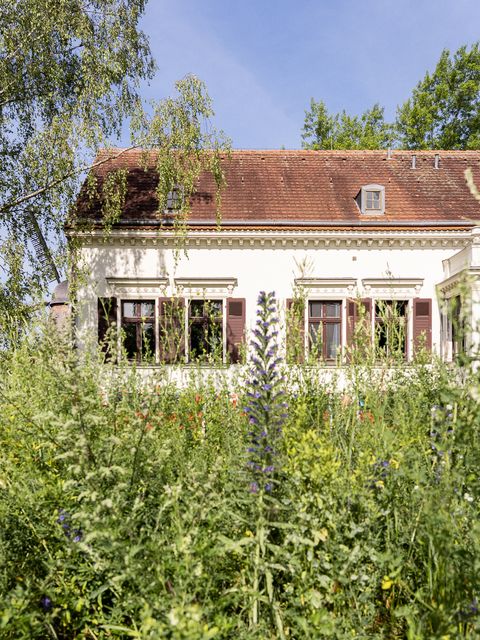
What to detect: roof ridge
<box><xmin>94</xmin><ymin>147</ymin><xmax>480</xmax><ymax>156</ymax></box>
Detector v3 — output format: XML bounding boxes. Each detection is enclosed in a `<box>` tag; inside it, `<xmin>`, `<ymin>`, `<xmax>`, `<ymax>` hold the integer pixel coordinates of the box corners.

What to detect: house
<box><xmin>67</xmin><ymin>149</ymin><xmax>480</xmax><ymax>367</ymax></box>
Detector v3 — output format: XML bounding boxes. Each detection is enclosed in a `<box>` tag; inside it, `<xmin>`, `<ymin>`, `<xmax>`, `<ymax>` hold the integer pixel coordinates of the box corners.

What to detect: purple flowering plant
<box><xmin>57</xmin><ymin>508</ymin><xmax>82</xmax><ymax>543</ymax></box>
<box><xmin>245</xmin><ymin>291</ymin><xmax>287</xmax><ymax>494</ymax></box>
<box><xmin>244</xmin><ymin>291</ymin><xmax>288</xmax><ymax>636</ymax></box>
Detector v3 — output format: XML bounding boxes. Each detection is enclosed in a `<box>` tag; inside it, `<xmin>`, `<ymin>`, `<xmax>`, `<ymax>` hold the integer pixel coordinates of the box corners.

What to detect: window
<box><xmin>188</xmin><ymin>299</ymin><xmax>223</xmax><ymax>363</ymax></box>
<box><xmin>121</xmin><ymin>300</ymin><xmax>155</xmax><ymax>363</ymax></box>
<box><xmin>366</xmin><ymin>190</ymin><xmax>381</xmax><ymax>210</ymax></box>
<box><xmin>98</xmin><ymin>293</ymin><xmax>245</xmax><ymax>366</ymax></box>
<box><xmin>359</xmin><ymin>184</ymin><xmax>385</xmax><ymax>214</ymax></box>
<box><xmin>165</xmin><ymin>184</ymin><xmax>182</xmax><ymax>213</ymax></box>
<box><xmin>308</xmin><ymin>300</ymin><xmax>341</xmax><ymax>362</ymax></box>
<box><xmin>451</xmin><ymin>295</ymin><xmax>466</xmax><ymax>358</ymax></box>
<box><xmin>374</xmin><ymin>300</ymin><xmax>407</xmax><ymax>358</ymax></box>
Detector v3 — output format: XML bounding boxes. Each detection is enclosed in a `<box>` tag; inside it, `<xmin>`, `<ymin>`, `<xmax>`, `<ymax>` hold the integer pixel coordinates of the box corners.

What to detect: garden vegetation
<box><xmin>1</xmin><ymin>293</ymin><xmax>480</xmax><ymax>639</ymax></box>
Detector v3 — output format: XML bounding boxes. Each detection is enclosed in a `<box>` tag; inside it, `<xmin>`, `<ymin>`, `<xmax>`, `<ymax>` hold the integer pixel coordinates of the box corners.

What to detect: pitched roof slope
<box><xmin>75</xmin><ymin>149</ymin><xmax>480</xmax><ymax>228</ymax></box>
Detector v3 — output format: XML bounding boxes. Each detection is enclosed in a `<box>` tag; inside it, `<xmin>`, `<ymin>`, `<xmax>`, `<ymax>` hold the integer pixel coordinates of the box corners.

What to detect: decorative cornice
<box><xmin>106</xmin><ymin>277</ymin><xmax>168</xmax><ymax>287</ymax></box>
<box><xmin>362</xmin><ymin>278</ymin><xmax>424</xmax><ymax>288</ymax></box>
<box><xmin>362</xmin><ymin>278</ymin><xmax>424</xmax><ymax>296</ymax></box>
<box><xmin>174</xmin><ymin>277</ymin><xmax>238</xmax><ymax>296</ymax></box>
<box><xmin>71</xmin><ymin>228</ymin><xmax>472</xmax><ymax>250</ymax></box>
<box><xmin>296</xmin><ymin>278</ymin><xmax>357</xmax><ymax>288</ymax></box>
<box><xmin>106</xmin><ymin>276</ymin><xmax>168</xmax><ymax>296</ymax></box>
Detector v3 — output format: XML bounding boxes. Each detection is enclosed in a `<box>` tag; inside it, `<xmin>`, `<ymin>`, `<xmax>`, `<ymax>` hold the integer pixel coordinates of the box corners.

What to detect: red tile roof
<box><xmin>74</xmin><ymin>149</ymin><xmax>480</xmax><ymax>229</ymax></box>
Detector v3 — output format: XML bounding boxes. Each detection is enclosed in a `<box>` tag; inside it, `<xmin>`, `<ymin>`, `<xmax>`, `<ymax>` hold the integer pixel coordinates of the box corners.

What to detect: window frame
<box><xmin>373</xmin><ymin>299</ymin><xmax>409</xmax><ymax>359</ymax></box>
<box><xmin>360</xmin><ymin>184</ymin><xmax>385</xmax><ymax>215</ymax></box>
<box><xmin>186</xmin><ymin>297</ymin><xmax>226</xmax><ymax>365</ymax></box>
<box><xmin>307</xmin><ymin>299</ymin><xmax>343</xmax><ymax>364</ymax></box>
<box><xmin>164</xmin><ymin>184</ymin><xmax>183</xmax><ymax>214</ymax></box>
<box><xmin>120</xmin><ymin>299</ymin><xmax>156</xmax><ymax>364</ymax></box>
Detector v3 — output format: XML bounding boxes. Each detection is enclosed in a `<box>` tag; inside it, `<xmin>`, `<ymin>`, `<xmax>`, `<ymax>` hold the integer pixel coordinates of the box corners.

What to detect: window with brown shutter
<box><xmin>226</xmin><ymin>298</ymin><xmax>245</xmax><ymax>363</ymax></box>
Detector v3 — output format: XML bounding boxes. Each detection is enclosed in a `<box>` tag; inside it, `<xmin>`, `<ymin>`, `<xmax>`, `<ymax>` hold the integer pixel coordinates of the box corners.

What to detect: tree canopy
<box><xmin>302</xmin><ymin>100</ymin><xmax>394</xmax><ymax>150</ymax></box>
<box><xmin>0</xmin><ymin>0</ymin><xmax>154</xmax><ymax>318</ymax></box>
<box><xmin>0</xmin><ymin>1</ymin><xmax>229</xmax><ymax>339</ymax></box>
<box><xmin>396</xmin><ymin>43</ymin><xmax>480</xmax><ymax>150</ymax></box>
<box><xmin>302</xmin><ymin>42</ymin><xmax>480</xmax><ymax>151</ymax></box>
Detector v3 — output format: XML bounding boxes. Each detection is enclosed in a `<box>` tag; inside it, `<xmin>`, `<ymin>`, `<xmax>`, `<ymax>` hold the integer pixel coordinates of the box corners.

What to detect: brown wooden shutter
<box><xmin>98</xmin><ymin>297</ymin><xmax>117</xmax><ymax>360</ymax></box>
<box><xmin>159</xmin><ymin>297</ymin><xmax>185</xmax><ymax>364</ymax></box>
<box><xmin>361</xmin><ymin>298</ymin><xmax>372</xmax><ymax>347</ymax></box>
<box><xmin>413</xmin><ymin>298</ymin><xmax>432</xmax><ymax>354</ymax></box>
<box><xmin>346</xmin><ymin>299</ymin><xmax>357</xmax><ymax>347</ymax></box>
<box><xmin>226</xmin><ymin>298</ymin><xmax>246</xmax><ymax>364</ymax></box>
<box><xmin>286</xmin><ymin>298</ymin><xmax>305</xmax><ymax>363</ymax></box>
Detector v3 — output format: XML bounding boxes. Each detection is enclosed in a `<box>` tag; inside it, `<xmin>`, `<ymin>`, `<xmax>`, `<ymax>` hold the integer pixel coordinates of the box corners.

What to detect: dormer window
<box><xmin>359</xmin><ymin>184</ymin><xmax>385</xmax><ymax>215</ymax></box>
<box><xmin>165</xmin><ymin>184</ymin><xmax>182</xmax><ymax>213</ymax></box>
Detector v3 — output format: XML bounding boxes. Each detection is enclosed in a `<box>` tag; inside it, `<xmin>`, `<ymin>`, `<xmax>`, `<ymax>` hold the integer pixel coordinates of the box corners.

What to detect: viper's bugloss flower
<box><xmin>245</xmin><ymin>291</ymin><xmax>287</xmax><ymax>494</ymax></box>
<box><xmin>57</xmin><ymin>509</ymin><xmax>82</xmax><ymax>543</ymax></box>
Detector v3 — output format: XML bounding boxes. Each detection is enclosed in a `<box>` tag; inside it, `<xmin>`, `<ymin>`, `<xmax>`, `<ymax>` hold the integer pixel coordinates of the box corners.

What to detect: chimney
<box><xmin>434</xmin><ymin>153</ymin><xmax>440</xmax><ymax>169</ymax></box>
<box><xmin>387</xmin><ymin>148</ymin><xmax>392</xmax><ymax>159</ymax></box>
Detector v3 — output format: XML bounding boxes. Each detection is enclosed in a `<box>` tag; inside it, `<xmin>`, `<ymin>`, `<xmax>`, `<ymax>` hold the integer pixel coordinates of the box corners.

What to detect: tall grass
<box><xmin>1</xmin><ymin>310</ymin><xmax>480</xmax><ymax>638</ymax></box>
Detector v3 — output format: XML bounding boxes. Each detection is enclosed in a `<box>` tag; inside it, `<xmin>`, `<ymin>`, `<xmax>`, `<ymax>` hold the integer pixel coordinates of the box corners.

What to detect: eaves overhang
<box><xmin>70</xmin><ymin>227</ymin><xmax>473</xmax><ymax>250</ymax></box>
<box><xmin>68</xmin><ymin>218</ymin><xmax>478</xmax><ymax>230</ymax></box>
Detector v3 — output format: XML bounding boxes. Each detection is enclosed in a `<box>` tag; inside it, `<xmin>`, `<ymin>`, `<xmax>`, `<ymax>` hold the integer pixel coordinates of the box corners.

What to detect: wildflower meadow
<box><xmin>1</xmin><ymin>293</ymin><xmax>480</xmax><ymax>639</ymax></box>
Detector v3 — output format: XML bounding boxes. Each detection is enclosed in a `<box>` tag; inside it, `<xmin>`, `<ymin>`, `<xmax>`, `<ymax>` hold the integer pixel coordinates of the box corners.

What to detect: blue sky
<box><xmin>132</xmin><ymin>0</ymin><xmax>480</xmax><ymax>149</ymax></box>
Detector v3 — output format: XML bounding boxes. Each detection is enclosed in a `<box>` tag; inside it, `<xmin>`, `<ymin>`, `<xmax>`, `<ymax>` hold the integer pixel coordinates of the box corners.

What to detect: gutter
<box><xmin>71</xmin><ymin>218</ymin><xmax>478</xmax><ymax>229</ymax></box>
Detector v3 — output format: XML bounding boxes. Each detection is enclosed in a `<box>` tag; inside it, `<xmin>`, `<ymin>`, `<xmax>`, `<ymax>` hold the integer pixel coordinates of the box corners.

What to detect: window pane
<box><xmin>325</xmin><ymin>323</ymin><xmax>340</xmax><ymax>359</ymax></box>
<box><xmin>366</xmin><ymin>190</ymin><xmax>380</xmax><ymax>209</ymax></box>
<box><xmin>206</xmin><ymin>299</ymin><xmax>222</xmax><ymax>317</ymax></box>
<box><xmin>122</xmin><ymin>300</ymin><xmax>154</xmax><ymax>318</ymax></box>
<box><xmin>123</xmin><ymin>322</ymin><xmax>137</xmax><ymax>359</ymax></box>
<box><xmin>324</xmin><ymin>302</ymin><xmax>341</xmax><ymax>318</ymax></box>
<box><xmin>308</xmin><ymin>322</ymin><xmax>322</xmax><ymax>356</ymax></box>
<box><xmin>141</xmin><ymin>322</ymin><xmax>155</xmax><ymax>360</ymax></box>
<box><xmin>190</xmin><ymin>300</ymin><xmax>204</xmax><ymax>318</ymax></box>
<box><xmin>140</xmin><ymin>302</ymin><xmax>155</xmax><ymax>318</ymax></box>
<box><xmin>190</xmin><ymin>320</ymin><xmax>222</xmax><ymax>362</ymax></box>
<box><xmin>166</xmin><ymin>187</ymin><xmax>181</xmax><ymax>211</ymax></box>
<box><xmin>309</xmin><ymin>301</ymin><xmax>322</xmax><ymax>318</ymax></box>
<box><xmin>123</xmin><ymin>302</ymin><xmax>136</xmax><ymax>317</ymax></box>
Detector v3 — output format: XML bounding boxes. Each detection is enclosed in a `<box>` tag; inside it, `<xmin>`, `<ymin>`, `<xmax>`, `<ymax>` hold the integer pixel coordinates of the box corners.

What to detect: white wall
<box><xmin>74</xmin><ymin>230</ymin><xmax>472</xmax><ymax>361</ymax></box>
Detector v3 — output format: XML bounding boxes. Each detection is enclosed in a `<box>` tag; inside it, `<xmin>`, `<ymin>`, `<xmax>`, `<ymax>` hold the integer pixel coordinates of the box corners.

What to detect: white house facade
<box><xmin>67</xmin><ymin>149</ymin><xmax>480</xmax><ymax>367</ymax></box>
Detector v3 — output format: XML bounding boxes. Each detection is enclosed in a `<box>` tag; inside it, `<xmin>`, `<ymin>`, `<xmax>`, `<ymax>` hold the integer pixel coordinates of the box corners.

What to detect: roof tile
<box><xmin>75</xmin><ymin>149</ymin><xmax>480</xmax><ymax>227</ymax></box>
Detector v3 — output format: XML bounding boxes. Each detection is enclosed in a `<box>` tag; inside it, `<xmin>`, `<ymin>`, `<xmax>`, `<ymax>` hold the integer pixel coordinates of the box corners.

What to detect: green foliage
<box><xmin>2</xmin><ymin>320</ymin><xmax>480</xmax><ymax>637</ymax></box>
<box><xmin>302</xmin><ymin>100</ymin><xmax>394</xmax><ymax>150</ymax></box>
<box><xmin>302</xmin><ymin>42</ymin><xmax>480</xmax><ymax>152</ymax></box>
<box><xmin>0</xmin><ymin>0</ymin><xmax>154</xmax><ymax>273</ymax></box>
<box><xmin>1</xmin><ymin>4</ymin><xmax>230</xmax><ymax>338</ymax></box>
<box><xmin>397</xmin><ymin>43</ymin><xmax>480</xmax><ymax>150</ymax></box>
